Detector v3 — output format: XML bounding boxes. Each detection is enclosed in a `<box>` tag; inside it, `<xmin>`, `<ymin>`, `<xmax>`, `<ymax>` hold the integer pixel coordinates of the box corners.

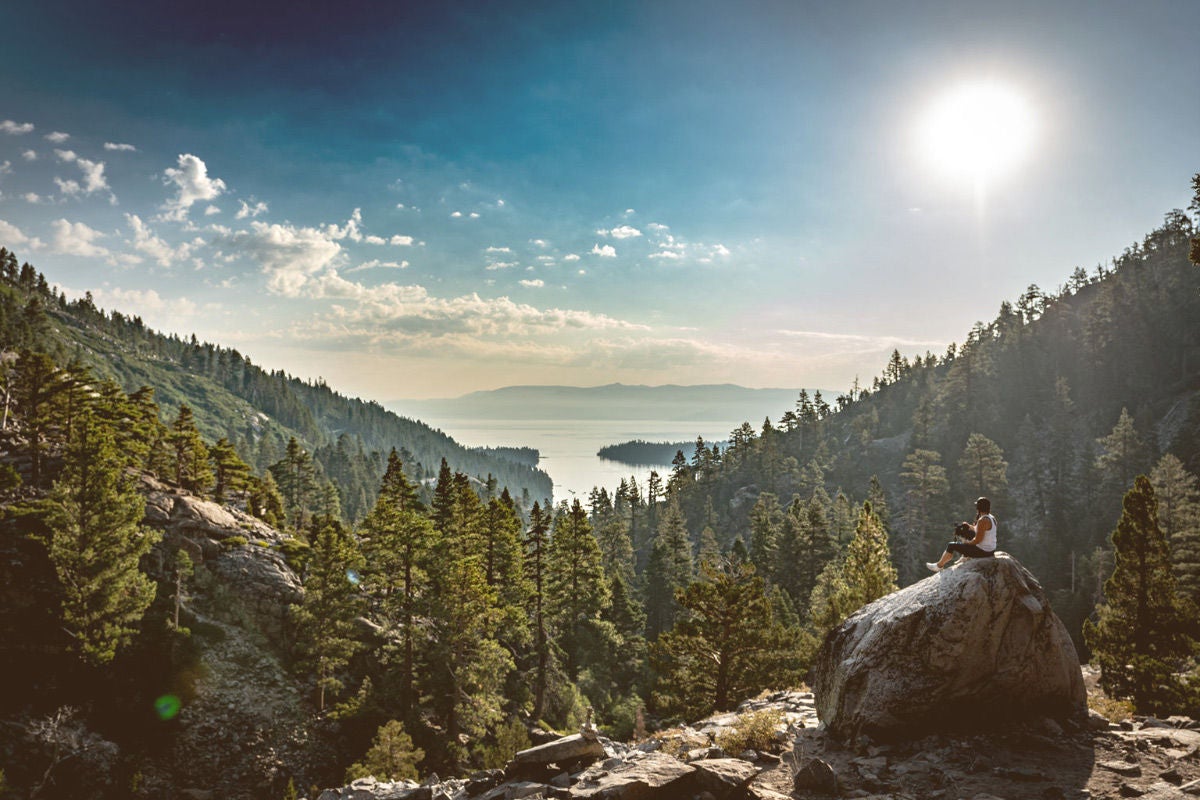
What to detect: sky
<box><xmin>0</xmin><ymin>0</ymin><xmax>1196</xmax><ymax>401</ymax></box>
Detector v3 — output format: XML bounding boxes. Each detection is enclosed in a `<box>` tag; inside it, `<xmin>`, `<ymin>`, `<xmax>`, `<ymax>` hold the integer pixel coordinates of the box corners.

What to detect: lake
<box><xmin>418</xmin><ymin>416</ymin><xmax>747</xmax><ymax>503</ymax></box>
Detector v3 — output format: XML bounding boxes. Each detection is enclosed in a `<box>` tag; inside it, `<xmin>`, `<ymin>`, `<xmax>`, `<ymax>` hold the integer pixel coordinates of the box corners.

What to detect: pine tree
<box><xmin>546</xmin><ymin>499</ymin><xmax>610</xmax><ymax>677</ymax></box>
<box><xmin>291</xmin><ymin>519</ymin><xmax>365</xmax><ymax>712</ymax></box>
<box><xmin>357</xmin><ymin>457</ymin><xmax>436</xmax><ymax>723</ymax></box>
<box><xmin>209</xmin><ymin>437</ymin><xmax>251</xmax><ymax>503</ymax></box>
<box><xmin>422</xmin><ymin>532</ymin><xmax>510</xmax><ymax>771</ymax></box>
<box><xmin>644</xmin><ymin>497</ymin><xmax>693</xmax><ymax>639</ymax></box>
<box><xmin>957</xmin><ymin>433</ymin><xmax>1008</xmax><ymax>507</ymax></box>
<box><xmin>651</xmin><ymin>559</ymin><xmax>795</xmax><ymax>720</ymax></box>
<box><xmin>898</xmin><ymin>449</ymin><xmax>949</xmax><ymax>585</ymax></box>
<box><xmin>44</xmin><ymin>411</ymin><xmax>161</xmax><ymax>665</ymax></box>
<box><xmin>1083</xmin><ymin>476</ymin><xmax>1194</xmax><ymax>714</ymax></box>
<box><xmin>524</xmin><ymin>501</ymin><xmax>552</xmax><ymax>720</ymax></box>
<box><xmin>808</xmin><ymin>502</ymin><xmax>897</xmax><ymax>637</ymax></box>
<box><xmin>483</xmin><ymin>490</ymin><xmax>531</xmax><ymax>644</ymax></box>
<box><xmin>1150</xmin><ymin>454</ymin><xmax>1200</xmax><ymax>606</ymax></box>
<box><xmin>169</xmin><ymin>404</ymin><xmax>213</xmax><ymax>494</ymax></box>
<box><xmin>272</xmin><ymin>437</ymin><xmax>319</xmax><ymax>530</ymax></box>
<box><xmin>748</xmin><ymin>492</ymin><xmax>783</xmax><ymax>582</ymax></box>
<box><xmin>14</xmin><ymin>350</ymin><xmax>67</xmax><ymax>486</ymax></box>
<box><xmin>1095</xmin><ymin>408</ymin><xmax>1149</xmax><ymax>496</ymax></box>
<box><xmin>345</xmin><ymin>720</ymin><xmax>424</xmax><ymax>783</ymax></box>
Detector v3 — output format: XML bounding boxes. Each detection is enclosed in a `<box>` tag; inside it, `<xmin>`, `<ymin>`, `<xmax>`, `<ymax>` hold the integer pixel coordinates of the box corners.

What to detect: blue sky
<box><xmin>0</xmin><ymin>0</ymin><xmax>1196</xmax><ymax>400</ymax></box>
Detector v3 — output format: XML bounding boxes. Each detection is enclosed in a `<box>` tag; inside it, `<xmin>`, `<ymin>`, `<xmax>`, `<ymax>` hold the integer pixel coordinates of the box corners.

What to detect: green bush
<box><xmin>0</xmin><ymin>462</ymin><xmax>21</xmax><ymax>491</ymax></box>
<box><xmin>715</xmin><ymin>708</ymin><xmax>784</xmax><ymax>754</ymax></box>
<box><xmin>221</xmin><ymin>535</ymin><xmax>248</xmax><ymax>549</ymax></box>
<box><xmin>345</xmin><ymin>720</ymin><xmax>424</xmax><ymax>783</ymax></box>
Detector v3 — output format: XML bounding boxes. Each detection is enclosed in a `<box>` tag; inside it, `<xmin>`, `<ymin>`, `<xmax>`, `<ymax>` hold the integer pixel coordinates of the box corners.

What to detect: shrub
<box><xmin>715</xmin><ymin>708</ymin><xmax>785</xmax><ymax>755</ymax></box>
<box><xmin>345</xmin><ymin>720</ymin><xmax>424</xmax><ymax>783</ymax></box>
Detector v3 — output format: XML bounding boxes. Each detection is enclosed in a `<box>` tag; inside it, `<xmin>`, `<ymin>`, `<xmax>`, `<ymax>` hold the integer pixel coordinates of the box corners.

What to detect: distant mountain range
<box><xmin>389</xmin><ymin>383</ymin><xmax>821</xmax><ymax>424</ymax></box>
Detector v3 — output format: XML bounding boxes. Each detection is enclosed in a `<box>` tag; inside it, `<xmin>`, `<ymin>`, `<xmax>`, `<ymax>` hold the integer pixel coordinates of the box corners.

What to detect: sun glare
<box><xmin>918</xmin><ymin>81</ymin><xmax>1035</xmax><ymax>188</ymax></box>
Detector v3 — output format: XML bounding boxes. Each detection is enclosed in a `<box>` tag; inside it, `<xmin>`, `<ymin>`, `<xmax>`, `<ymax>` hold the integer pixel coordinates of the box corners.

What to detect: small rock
<box><xmin>550</xmin><ymin>772</ymin><xmax>571</xmax><ymax>788</ymax></box>
<box><xmin>1119</xmin><ymin>783</ymin><xmax>1145</xmax><ymax>797</ymax></box>
<box><xmin>1159</xmin><ymin>767</ymin><xmax>1183</xmax><ymax>785</ymax></box>
<box><xmin>1100</xmin><ymin>760</ymin><xmax>1142</xmax><ymax>777</ymax></box>
<box><xmin>1087</xmin><ymin>709</ymin><xmax>1112</xmax><ymax>731</ymax></box>
<box><xmin>1182</xmin><ymin>779</ymin><xmax>1200</xmax><ymax>795</ymax></box>
<box><xmin>506</xmin><ymin>782</ymin><xmax>548</xmax><ymax>799</ymax></box>
<box><xmin>793</xmin><ymin>758</ymin><xmax>839</xmax><ymax>795</ymax></box>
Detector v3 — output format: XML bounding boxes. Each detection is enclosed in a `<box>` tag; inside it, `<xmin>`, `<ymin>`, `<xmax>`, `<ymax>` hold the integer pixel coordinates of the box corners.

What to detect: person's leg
<box><xmin>927</xmin><ymin>542</ymin><xmax>958</xmax><ymax>571</ymax></box>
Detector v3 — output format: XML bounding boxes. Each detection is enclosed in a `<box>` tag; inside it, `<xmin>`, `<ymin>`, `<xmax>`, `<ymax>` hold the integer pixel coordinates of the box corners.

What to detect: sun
<box><xmin>918</xmin><ymin>80</ymin><xmax>1035</xmax><ymax>188</ymax></box>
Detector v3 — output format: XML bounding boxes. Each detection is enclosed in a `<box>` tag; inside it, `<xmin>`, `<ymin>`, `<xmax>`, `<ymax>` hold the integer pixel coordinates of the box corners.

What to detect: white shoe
<box><xmin>926</xmin><ymin>562</ymin><xmax>942</xmax><ymax>572</ymax></box>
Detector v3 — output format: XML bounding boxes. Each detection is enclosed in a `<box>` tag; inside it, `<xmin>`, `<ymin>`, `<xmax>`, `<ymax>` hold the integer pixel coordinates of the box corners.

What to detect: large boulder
<box><xmin>812</xmin><ymin>552</ymin><xmax>1086</xmax><ymax>740</ymax></box>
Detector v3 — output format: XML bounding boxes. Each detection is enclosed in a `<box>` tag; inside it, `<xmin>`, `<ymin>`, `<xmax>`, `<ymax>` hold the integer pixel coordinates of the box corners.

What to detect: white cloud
<box><xmin>486</xmin><ymin>246</ymin><xmax>512</xmax><ymax>254</ymax></box>
<box><xmin>469</xmin><ymin>212</ymin><xmax>480</xmax><ymax>219</ymax></box>
<box><xmin>53</xmin><ymin>150</ymin><xmax>110</xmax><ymax>199</ymax></box>
<box><xmin>21</xmin><ymin>150</ymin><xmax>36</xmax><ymax>162</ymax></box>
<box><xmin>50</xmin><ymin>219</ymin><xmax>110</xmax><ymax>258</ymax></box>
<box><xmin>608</xmin><ymin>225</ymin><xmax>642</xmax><ymax>239</ymax></box>
<box><xmin>23</xmin><ymin>193</ymin><xmax>43</xmax><ymax>204</ymax></box>
<box><xmin>451</xmin><ymin>211</ymin><xmax>463</xmax><ymax>218</ymax></box>
<box><xmin>103</xmin><ymin>142</ymin><xmax>137</xmax><ymax>152</ymax></box>
<box><xmin>204</xmin><ymin>205</ymin><xmax>221</xmax><ymax>216</ymax></box>
<box><xmin>308</xmin><ymin>276</ymin><xmax>648</xmax><ymax>339</ymax></box>
<box><xmin>624</xmin><ymin>208</ymin><xmax>635</xmax><ymax>215</ymax></box>
<box><xmin>125</xmin><ymin>213</ymin><xmax>193</xmax><ymax>267</ymax></box>
<box><xmin>712</xmin><ymin>243</ymin><xmax>731</xmax><ymax>257</ymax></box>
<box><xmin>530</xmin><ymin>238</ymin><xmax>548</xmax><ymax>248</ymax></box>
<box><xmin>224</xmin><ymin>220</ymin><xmax>342</xmax><ymax>296</ymax></box>
<box><xmin>536</xmin><ymin>255</ymin><xmax>555</xmax><ymax>263</ymax></box>
<box><xmin>0</xmin><ymin>160</ymin><xmax>10</xmax><ymax>177</ymax></box>
<box><xmin>346</xmin><ymin>259</ymin><xmax>408</xmax><ymax>273</ymax></box>
<box><xmin>365</xmin><ymin>235</ymin><xmax>387</xmax><ymax>245</ymax></box>
<box><xmin>390</xmin><ymin>234</ymin><xmax>414</xmax><ymax>246</ymax></box>
<box><xmin>0</xmin><ymin>219</ymin><xmax>44</xmax><ymax>250</ymax></box>
<box><xmin>647</xmin><ymin>222</ymin><xmax>670</xmax><ymax>232</ymax></box>
<box><xmin>497</xmin><ymin>198</ymin><xmax>506</xmax><ymax>207</ymax></box>
<box><xmin>54</xmin><ymin>178</ymin><xmax>81</xmax><ymax>196</ymax></box>
<box><xmin>649</xmin><ymin>250</ymin><xmax>682</xmax><ymax>260</ymax></box>
<box><xmin>0</xmin><ymin>120</ymin><xmax>34</xmax><ymax>135</ymax></box>
<box><xmin>486</xmin><ymin>261</ymin><xmax>518</xmax><ymax>271</ymax></box>
<box><xmin>323</xmin><ymin>208</ymin><xmax>364</xmax><ymax>242</ymax></box>
<box><xmin>44</xmin><ymin>131</ymin><xmax>70</xmax><ymax>143</ymax></box>
<box><xmin>235</xmin><ymin>199</ymin><xmax>268</xmax><ymax>219</ymax></box>
<box><xmin>84</xmin><ymin>287</ymin><xmax>198</xmax><ymax>319</ymax></box>
<box><xmin>520</xmin><ymin>279</ymin><xmax>545</xmax><ymax>288</ymax></box>
<box><xmin>161</xmin><ymin>154</ymin><xmax>227</xmax><ymax>221</ymax></box>
<box><xmin>591</xmin><ymin>244</ymin><xmax>616</xmax><ymax>258</ymax></box>
<box><xmin>563</xmin><ymin>253</ymin><xmax>581</xmax><ymax>262</ymax></box>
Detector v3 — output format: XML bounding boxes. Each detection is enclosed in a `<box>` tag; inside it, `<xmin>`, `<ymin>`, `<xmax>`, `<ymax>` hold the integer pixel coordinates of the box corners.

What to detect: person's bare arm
<box><xmin>970</xmin><ymin>516</ymin><xmax>991</xmax><ymax>547</ymax></box>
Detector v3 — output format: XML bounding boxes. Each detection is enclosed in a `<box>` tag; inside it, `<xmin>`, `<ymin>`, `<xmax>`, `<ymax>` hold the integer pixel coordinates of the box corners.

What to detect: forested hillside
<box><xmin>0</xmin><ymin>249</ymin><xmax>552</xmax><ymax>521</ymax></box>
<box><xmin>640</xmin><ymin>206</ymin><xmax>1200</xmax><ymax>649</ymax></box>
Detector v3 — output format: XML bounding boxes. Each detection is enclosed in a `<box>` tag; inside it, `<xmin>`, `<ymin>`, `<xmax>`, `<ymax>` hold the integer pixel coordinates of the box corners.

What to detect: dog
<box><xmin>953</xmin><ymin>521</ymin><xmax>974</xmax><ymax>542</ymax></box>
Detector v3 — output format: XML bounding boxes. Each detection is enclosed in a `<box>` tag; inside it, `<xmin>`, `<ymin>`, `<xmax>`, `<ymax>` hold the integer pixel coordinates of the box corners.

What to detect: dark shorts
<box><xmin>946</xmin><ymin>542</ymin><xmax>995</xmax><ymax>558</ymax></box>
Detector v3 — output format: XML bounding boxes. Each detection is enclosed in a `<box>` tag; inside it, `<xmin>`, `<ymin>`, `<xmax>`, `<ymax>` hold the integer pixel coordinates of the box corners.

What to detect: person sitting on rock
<box><xmin>926</xmin><ymin>496</ymin><xmax>997</xmax><ymax>572</ymax></box>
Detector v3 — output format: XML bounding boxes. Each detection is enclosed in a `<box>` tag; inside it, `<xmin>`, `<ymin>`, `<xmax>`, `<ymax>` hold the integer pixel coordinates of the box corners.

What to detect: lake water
<box><xmin>420</xmin><ymin>417</ymin><xmax>746</xmax><ymax>503</ymax></box>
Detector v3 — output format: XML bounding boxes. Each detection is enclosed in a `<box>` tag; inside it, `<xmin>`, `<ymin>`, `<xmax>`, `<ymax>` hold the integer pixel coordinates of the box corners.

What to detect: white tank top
<box><xmin>978</xmin><ymin>514</ymin><xmax>997</xmax><ymax>552</ymax></box>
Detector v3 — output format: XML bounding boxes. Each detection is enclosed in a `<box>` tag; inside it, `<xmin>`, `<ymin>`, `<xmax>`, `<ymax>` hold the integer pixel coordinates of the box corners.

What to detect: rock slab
<box><xmin>812</xmin><ymin>553</ymin><xmax>1086</xmax><ymax>740</ymax></box>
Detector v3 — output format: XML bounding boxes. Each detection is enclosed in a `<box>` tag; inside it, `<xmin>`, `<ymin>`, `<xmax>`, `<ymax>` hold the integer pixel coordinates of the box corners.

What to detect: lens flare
<box><xmin>154</xmin><ymin>694</ymin><xmax>182</xmax><ymax>720</ymax></box>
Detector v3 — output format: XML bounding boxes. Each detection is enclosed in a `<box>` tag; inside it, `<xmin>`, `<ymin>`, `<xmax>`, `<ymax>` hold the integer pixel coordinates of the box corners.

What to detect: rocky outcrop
<box><xmin>140</xmin><ymin>475</ymin><xmax>302</xmax><ymax>646</ymax></box>
<box><xmin>138</xmin><ymin>477</ymin><xmax>319</xmax><ymax>798</ymax></box>
<box><xmin>812</xmin><ymin>552</ymin><xmax>1086</xmax><ymax>741</ymax></box>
